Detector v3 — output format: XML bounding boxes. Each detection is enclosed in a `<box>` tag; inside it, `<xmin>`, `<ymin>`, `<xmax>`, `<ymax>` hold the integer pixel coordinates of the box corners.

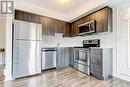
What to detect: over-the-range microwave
<box><xmin>78</xmin><ymin>20</ymin><xmax>96</xmax><ymax>36</ymax></box>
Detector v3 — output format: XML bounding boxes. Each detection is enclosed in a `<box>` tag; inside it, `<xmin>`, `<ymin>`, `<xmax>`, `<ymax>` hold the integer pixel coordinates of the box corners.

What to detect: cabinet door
<box><xmin>90</xmin><ymin>13</ymin><xmax>96</xmax><ymax>21</ymax></box>
<box><xmin>49</xmin><ymin>18</ymin><xmax>55</xmax><ymax>35</ymax></box>
<box><xmin>73</xmin><ymin>22</ymin><xmax>78</xmax><ymax>36</ymax></box>
<box><xmin>95</xmin><ymin>8</ymin><xmax>108</xmax><ymax>33</ymax></box>
<box><xmin>57</xmin><ymin>48</ymin><xmax>62</xmax><ymax>68</ymax></box>
<box><xmin>57</xmin><ymin>48</ymin><xmax>70</xmax><ymax>68</ymax></box>
<box><xmin>15</xmin><ymin>10</ymin><xmax>24</xmax><ymax>21</ymax></box>
<box><xmin>59</xmin><ymin>21</ymin><xmax>65</xmax><ymax>33</ymax></box>
<box><xmin>54</xmin><ymin>19</ymin><xmax>71</xmax><ymax>36</ymax></box>
<box><xmin>23</xmin><ymin>12</ymin><xmax>32</xmax><ymax>22</ymax></box>
<box><xmin>64</xmin><ymin>23</ymin><xmax>70</xmax><ymax>37</ymax></box>
<box><xmin>15</xmin><ymin>10</ymin><xmax>40</xmax><ymax>23</ymax></box>
<box><xmin>69</xmin><ymin>48</ymin><xmax>74</xmax><ymax>67</ymax></box>
<box><xmin>70</xmin><ymin>23</ymin><xmax>74</xmax><ymax>37</ymax></box>
<box><xmin>40</xmin><ymin>17</ymin><xmax>48</xmax><ymax>35</ymax></box>
<box><xmin>40</xmin><ymin>17</ymin><xmax>55</xmax><ymax>35</ymax></box>
<box><xmin>64</xmin><ymin>48</ymin><xmax>70</xmax><ymax>67</ymax></box>
<box><xmin>54</xmin><ymin>19</ymin><xmax>60</xmax><ymax>33</ymax></box>
<box><xmin>77</xmin><ymin>19</ymin><xmax>84</xmax><ymax>34</ymax></box>
<box><xmin>57</xmin><ymin>48</ymin><xmax>64</xmax><ymax>68</ymax></box>
<box><xmin>90</xmin><ymin>49</ymin><xmax>102</xmax><ymax>76</ymax></box>
<box><xmin>84</xmin><ymin>15</ymin><xmax>90</xmax><ymax>22</ymax></box>
<box><xmin>31</xmin><ymin>14</ymin><xmax>40</xmax><ymax>23</ymax></box>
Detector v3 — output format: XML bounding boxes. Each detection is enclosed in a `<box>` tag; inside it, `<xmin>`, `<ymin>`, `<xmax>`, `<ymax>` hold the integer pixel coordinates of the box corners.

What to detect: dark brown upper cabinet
<box><xmin>90</xmin><ymin>13</ymin><xmax>96</xmax><ymax>21</ymax></box>
<box><xmin>84</xmin><ymin>16</ymin><xmax>90</xmax><ymax>23</ymax></box>
<box><xmin>15</xmin><ymin>10</ymin><xmax>40</xmax><ymax>23</ymax></box>
<box><xmin>15</xmin><ymin>10</ymin><xmax>71</xmax><ymax>37</ymax></box>
<box><xmin>15</xmin><ymin>6</ymin><xmax>112</xmax><ymax>37</ymax></box>
<box><xmin>70</xmin><ymin>6</ymin><xmax>112</xmax><ymax>37</ymax></box>
<box><xmin>39</xmin><ymin>16</ymin><xmax>54</xmax><ymax>35</ymax></box>
<box><xmin>95</xmin><ymin>7</ymin><xmax>112</xmax><ymax>33</ymax></box>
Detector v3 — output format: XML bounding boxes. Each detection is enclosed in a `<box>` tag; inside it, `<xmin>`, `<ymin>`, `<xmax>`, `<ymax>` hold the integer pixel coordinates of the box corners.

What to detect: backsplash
<box><xmin>42</xmin><ymin>32</ymin><xmax>116</xmax><ymax>48</ymax></box>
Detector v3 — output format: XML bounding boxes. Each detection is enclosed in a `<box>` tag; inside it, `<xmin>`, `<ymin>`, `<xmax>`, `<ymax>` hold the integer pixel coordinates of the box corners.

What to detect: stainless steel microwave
<box><xmin>78</xmin><ymin>20</ymin><xmax>96</xmax><ymax>35</ymax></box>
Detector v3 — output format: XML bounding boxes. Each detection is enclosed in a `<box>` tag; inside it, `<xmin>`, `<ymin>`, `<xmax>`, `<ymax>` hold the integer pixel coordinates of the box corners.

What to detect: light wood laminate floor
<box><xmin>0</xmin><ymin>67</ymin><xmax>130</xmax><ymax>87</ymax></box>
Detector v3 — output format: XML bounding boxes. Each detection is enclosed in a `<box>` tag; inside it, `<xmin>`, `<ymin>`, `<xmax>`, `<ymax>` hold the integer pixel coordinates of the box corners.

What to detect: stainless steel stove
<box><xmin>74</xmin><ymin>39</ymin><xmax>100</xmax><ymax>75</ymax></box>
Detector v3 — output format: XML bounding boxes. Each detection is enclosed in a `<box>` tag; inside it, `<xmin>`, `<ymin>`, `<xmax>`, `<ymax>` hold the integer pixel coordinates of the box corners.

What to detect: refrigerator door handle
<box><xmin>37</xmin><ymin>24</ymin><xmax>42</xmax><ymax>41</ymax></box>
<box><xmin>36</xmin><ymin>41</ymin><xmax>41</xmax><ymax>73</ymax></box>
<box><xmin>36</xmin><ymin>25</ymin><xmax>38</xmax><ymax>41</ymax></box>
<box><xmin>35</xmin><ymin>41</ymin><xmax>37</xmax><ymax>72</ymax></box>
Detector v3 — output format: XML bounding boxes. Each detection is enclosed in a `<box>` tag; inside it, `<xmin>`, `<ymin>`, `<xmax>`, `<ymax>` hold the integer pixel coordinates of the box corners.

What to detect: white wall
<box><xmin>0</xmin><ymin>0</ymin><xmax>6</xmax><ymax>71</ymax></box>
<box><xmin>116</xmin><ymin>3</ymin><xmax>130</xmax><ymax>81</ymax></box>
<box><xmin>4</xmin><ymin>16</ymin><xmax>13</xmax><ymax>81</ymax></box>
<box><xmin>0</xmin><ymin>0</ymin><xmax>14</xmax><ymax>81</ymax></box>
<box><xmin>0</xmin><ymin>17</ymin><xmax>6</xmax><ymax>48</ymax></box>
<box><xmin>0</xmin><ymin>52</ymin><xmax>3</xmax><ymax>65</ymax></box>
<box><xmin>0</xmin><ymin>0</ymin><xmax>6</xmax><ymax>49</ymax></box>
<box><xmin>0</xmin><ymin>17</ymin><xmax>6</xmax><ymax>66</ymax></box>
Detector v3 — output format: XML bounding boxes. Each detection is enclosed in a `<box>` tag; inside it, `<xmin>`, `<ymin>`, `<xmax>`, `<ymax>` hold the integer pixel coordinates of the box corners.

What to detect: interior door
<box><xmin>13</xmin><ymin>40</ymin><xmax>41</xmax><ymax>78</ymax></box>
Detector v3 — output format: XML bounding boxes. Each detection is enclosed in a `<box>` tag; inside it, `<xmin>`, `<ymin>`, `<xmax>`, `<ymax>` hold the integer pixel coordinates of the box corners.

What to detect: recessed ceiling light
<box><xmin>59</xmin><ymin>0</ymin><xmax>70</xmax><ymax>4</ymax></box>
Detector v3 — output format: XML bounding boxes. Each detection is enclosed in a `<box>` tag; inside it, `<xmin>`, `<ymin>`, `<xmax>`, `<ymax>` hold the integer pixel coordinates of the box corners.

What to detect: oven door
<box><xmin>74</xmin><ymin>49</ymin><xmax>90</xmax><ymax>66</ymax></box>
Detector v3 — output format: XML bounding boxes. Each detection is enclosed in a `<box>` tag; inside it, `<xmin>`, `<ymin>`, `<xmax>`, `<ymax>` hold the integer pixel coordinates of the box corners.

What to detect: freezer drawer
<box><xmin>13</xmin><ymin>40</ymin><xmax>42</xmax><ymax>78</ymax></box>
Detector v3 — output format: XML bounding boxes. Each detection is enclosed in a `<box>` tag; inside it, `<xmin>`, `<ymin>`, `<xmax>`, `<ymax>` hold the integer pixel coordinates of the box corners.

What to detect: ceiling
<box><xmin>17</xmin><ymin>0</ymin><xmax>94</xmax><ymax>15</ymax></box>
<box><xmin>15</xmin><ymin>0</ymin><xmax>129</xmax><ymax>22</ymax></box>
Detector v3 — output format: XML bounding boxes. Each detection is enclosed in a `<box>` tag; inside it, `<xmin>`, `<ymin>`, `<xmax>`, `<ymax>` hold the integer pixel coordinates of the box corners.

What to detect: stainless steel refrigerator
<box><xmin>13</xmin><ymin>20</ymin><xmax>42</xmax><ymax>79</ymax></box>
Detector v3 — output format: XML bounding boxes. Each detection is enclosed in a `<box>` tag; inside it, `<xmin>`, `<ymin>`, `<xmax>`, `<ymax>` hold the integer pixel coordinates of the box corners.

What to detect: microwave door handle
<box><xmin>89</xmin><ymin>24</ymin><xmax>93</xmax><ymax>31</ymax></box>
<box><xmin>88</xmin><ymin>24</ymin><xmax>91</xmax><ymax>31</ymax></box>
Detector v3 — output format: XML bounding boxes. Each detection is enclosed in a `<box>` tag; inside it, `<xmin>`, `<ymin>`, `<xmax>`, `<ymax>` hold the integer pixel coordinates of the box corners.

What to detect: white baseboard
<box><xmin>119</xmin><ymin>74</ymin><xmax>130</xmax><ymax>82</ymax></box>
<box><xmin>4</xmin><ymin>69</ymin><xmax>13</xmax><ymax>81</ymax></box>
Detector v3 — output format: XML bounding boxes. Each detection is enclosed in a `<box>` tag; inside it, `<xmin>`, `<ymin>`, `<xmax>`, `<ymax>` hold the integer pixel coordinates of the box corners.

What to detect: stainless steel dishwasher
<box><xmin>42</xmin><ymin>48</ymin><xmax>57</xmax><ymax>70</ymax></box>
